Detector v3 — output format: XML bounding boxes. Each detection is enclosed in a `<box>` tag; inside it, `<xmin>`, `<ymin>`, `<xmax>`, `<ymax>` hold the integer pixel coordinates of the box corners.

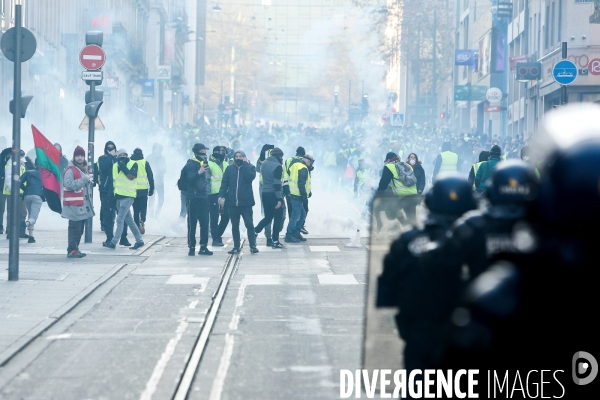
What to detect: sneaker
<box><xmin>266</xmin><ymin>239</ymin><xmax>274</xmax><ymax>247</ymax></box>
<box><xmin>20</xmin><ymin>233</ymin><xmax>30</xmax><ymax>239</ymax></box>
<box><xmin>284</xmin><ymin>234</ymin><xmax>300</xmax><ymax>243</ymax></box>
<box><xmin>103</xmin><ymin>241</ymin><xmax>116</xmax><ymax>249</ymax></box>
<box><xmin>295</xmin><ymin>234</ymin><xmax>307</xmax><ymax>242</ymax></box>
<box><xmin>139</xmin><ymin>222</ymin><xmax>145</xmax><ymax>235</ymax></box>
<box><xmin>250</xmin><ymin>247</ymin><xmax>259</xmax><ymax>254</ymax></box>
<box><xmin>227</xmin><ymin>248</ymin><xmax>240</xmax><ymax>254</ymax></box>
<box><xmin>67</xmin><ymin>250</ymin><xmax>85</xmax><ymax>258</ymax></box>
<box><xmin>199</xmin><ymin>247</ymin><xmax>213</xmax><ymax>256</ymax></box>
<box><xmin>188</xmin><ymin>248</ymin><xmax>195</xmax><ymax>256</ymax></box>
<box><xmin>212</xmin><ymin>239</ymin><xmax>224</xmax><ymax>247</ymax></box>
<box><xmin>129</xmin><ymin>241</ymin><xmax>145</xmax><ymax>250</ymax></box>
<box><xmin>28</xmin><ymin>236</ymin><xmax>35</xmax><ymax>243</ymax></box>
<box><xmin>77</xmin><ymin>250</ymin><xmax>87</xmax><ymax>257</ymax></box>
<box><xmin>300</xmin><ymin>226</ymin><xmax>309</xmax><ymax>235</ymax></box>
<box><xmin>272</xmin><ymin>241</ymin><xmax>285</xmax><ymax>249</ymax></box>
<box><xmin>119</xmin><ymin>238</ymin><xmax>132</xmax><ymax>247</ymax></box>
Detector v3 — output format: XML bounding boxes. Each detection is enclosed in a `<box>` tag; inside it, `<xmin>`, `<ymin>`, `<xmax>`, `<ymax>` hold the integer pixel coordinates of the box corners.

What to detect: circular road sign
<box><xmin>79</xmin><ymin>45</ymin><xmax>105</xmax><ymax>70</ymax></box>
<box><xmin>552</xmin><ymin>60</ymin><xmax>577</xmax><ymax>85</ymax></box>
<box><xmin>486</xmin><ymin>87</ymin><xmax>503</xmax><ymax>103</ymax></box>
<box><xmin>1</xmin><ymin>27</ymin><xmax>37</xmax><ymax>62</ymax></box>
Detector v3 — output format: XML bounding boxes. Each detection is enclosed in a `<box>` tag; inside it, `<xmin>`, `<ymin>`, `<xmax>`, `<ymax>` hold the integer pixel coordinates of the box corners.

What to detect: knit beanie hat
<box><xmin>271</xmin><ymin>147</ymin><xmax>284</xmax><ymax>158</ymax></box>
<box><xmin>235</xmin><ymin>150</ymin><xmax>246</xmax><ymax>158</ymax></box>
<box><xmin>490</xmin><ymin>145</ymin><xmax>502</xmax><ymax>156</ymax></box>
<box><xmin>73</xmin><ymin>146</ymin><xmax>85</xmax><ymax>158</ymax></box>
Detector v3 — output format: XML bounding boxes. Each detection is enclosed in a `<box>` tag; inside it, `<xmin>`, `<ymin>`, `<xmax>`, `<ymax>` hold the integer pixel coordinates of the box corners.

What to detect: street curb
<box><xmin>132</xmin><ymin>235</ymin><xmax>165</xmax><ymax>256</ymax></box>
<box><xmin>0</xmin><ymin>263</ymin><xmax>127</xmax><ymax>368</ymax></box>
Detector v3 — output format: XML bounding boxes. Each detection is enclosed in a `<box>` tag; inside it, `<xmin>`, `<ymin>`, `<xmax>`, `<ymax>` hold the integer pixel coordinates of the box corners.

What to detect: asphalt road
<box><xmin>0</xmin><ymin>235</ymin><xmax>368</xmax><ymax>400</ymax></box>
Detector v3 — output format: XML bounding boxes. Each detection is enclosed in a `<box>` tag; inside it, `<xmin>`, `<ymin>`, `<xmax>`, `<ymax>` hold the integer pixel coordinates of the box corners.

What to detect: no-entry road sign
<box><xmin>79</xmin><ymin>45</ymin><xmax>105</xmax><ymax>70</ymax></box>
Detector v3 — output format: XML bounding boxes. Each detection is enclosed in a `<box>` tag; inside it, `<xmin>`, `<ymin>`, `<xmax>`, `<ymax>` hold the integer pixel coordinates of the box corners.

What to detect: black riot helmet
<box><xmin>536</xmin><ymin>140</ymin><xmax>600</xmax><ymax>229</ymax></box>
<box><xmin>485</xmin><ymin>160</ymin><xmax>538</xmax><ymax>205</ymax></box>
<box><xmin>425</xmin><ymin>173</ymin><xmax>477</xmax><ymax>216</ymax></box>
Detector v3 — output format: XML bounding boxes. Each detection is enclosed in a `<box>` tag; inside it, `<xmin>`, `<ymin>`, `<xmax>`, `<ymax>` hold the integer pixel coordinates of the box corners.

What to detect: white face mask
<box><xmin>408</xmin><ymin>159</ymin><xmax>416</xmax><ymax>165</ymax></box>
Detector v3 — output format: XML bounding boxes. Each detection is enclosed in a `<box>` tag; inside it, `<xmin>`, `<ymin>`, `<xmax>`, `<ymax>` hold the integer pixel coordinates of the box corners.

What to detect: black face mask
<box><xmin>213</xmin><ymin>153</ymin><xmax>225</xmax><ymax>162</ymax></box>
<box><xmin>234</xmin><ymin>159</ymin><xmax>244</xmax><ymax>166</ymax></box>
<box><xmin>195</xmin><ymin>152</ymin><xmax>207</xmax><ymax>161</ymax></box>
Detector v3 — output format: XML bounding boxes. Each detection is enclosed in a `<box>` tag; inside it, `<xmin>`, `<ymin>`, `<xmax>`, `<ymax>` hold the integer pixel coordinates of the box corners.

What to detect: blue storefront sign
<box><xmin>139</xmin><ymin>79</ymin><xmax>155</xmax><ymax>98</ymax></box>
<box><xmin>455</xmin><ymin>50</ymin><xmax>474</xmax><ymax>66</ymax></box>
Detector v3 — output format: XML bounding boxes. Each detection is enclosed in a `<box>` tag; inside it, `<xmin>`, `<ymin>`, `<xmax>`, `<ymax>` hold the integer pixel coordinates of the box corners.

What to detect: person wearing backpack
<box><xmin>474</xmin><ymin>145</ymin><xmax>502</xmax><ymax>194</ymax></box>
<box><xmin>377</xmin><ymin>152</ymin><xmax>419</xmax><ymax>226</ymax></box>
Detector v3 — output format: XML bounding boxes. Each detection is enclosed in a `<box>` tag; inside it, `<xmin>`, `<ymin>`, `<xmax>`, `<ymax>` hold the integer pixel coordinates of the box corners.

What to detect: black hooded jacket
<box><xmin>97</xmin><ymin>141</ymin><xmax>117</xmax><ymax>194</ymax></box>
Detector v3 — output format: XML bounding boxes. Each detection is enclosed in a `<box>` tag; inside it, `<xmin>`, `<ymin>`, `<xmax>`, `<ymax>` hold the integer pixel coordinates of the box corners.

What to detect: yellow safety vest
<box><xmin>472</xmin><ymin>161</ymin><xmax>484</xmax><ymax>188</ymax></box>
<box><xmin>113</xmin><ymin>161</ymin><xmax>137</xmax><ymax>198</ymax></box>
<box><xmin>440</xmin><ymin>151</ymin><xmax>458</xmax><ymax>172</ymax></box>
<box><xmin>288</xmin><ymin>162</ymin><xmax>312</xmax><ymax>197</ymax></box>
<box><xmin>323</xmin><ymin>151</ymin><xmax>337</xmax><ymax>167</ymax></box>
<box><xmin>133</xmin><ymin>160</ymin><xmax>149</xmax><ymax>190</ymax></box>
<box><xmin>208</xmin><ymin>160</ymin><xmax>227</xmax><ymax>194</ymax></box>
<box><xmin>283</xmin><ymin>156</ymin><xmax>302</xmax><ymax>187</ymax></box>
<box><xmin>3</xmin><ymin>160</ymin><xmax>26</xmax><ymax>195</ymax></box>
<box><xmin>386</xmin><ymin>163</ymin><xmax>417</xmax><ymax>197</ymax></box>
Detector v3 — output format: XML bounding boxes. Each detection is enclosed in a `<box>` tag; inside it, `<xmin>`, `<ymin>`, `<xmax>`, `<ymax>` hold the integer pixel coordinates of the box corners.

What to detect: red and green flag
<box><xmin>31</xmin><ymin>124</ymin><xmax>62</xmax><ymax>213</ymax></box>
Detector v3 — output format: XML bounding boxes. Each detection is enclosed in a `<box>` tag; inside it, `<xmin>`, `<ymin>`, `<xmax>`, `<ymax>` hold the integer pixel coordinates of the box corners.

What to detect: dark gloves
<box><xmin>259</xmin><ymin>144</ymin><xmax>275</xmax><ymax>161</ymax></box>
<box><xmin>149</xmin><ymin>190</ymin><xmax>154</xmax><ymax>197</ymax></box>
<box><xmin>308</xmin><ymin>192</ymin><xmax>312</xmax><ymax>198</ymax></box>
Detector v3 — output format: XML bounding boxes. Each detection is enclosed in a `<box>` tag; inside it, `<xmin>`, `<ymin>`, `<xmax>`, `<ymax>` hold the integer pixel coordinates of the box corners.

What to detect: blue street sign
<box><xmin>552</xmin><ymin>60</ymin><xmax>578</xmax><ymax>85</ymax></box>
<box><xmin>391</xmin><ymin>113</ymin><xmax>404</xmax><ymax>127</ymax></box>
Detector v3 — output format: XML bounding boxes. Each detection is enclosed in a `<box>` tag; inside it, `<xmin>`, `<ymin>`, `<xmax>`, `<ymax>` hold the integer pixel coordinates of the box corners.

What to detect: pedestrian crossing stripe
<box><xmin>317</xmin><ymin>274</ymin><xmax>359</xmax><ymax>285</ymax></box>
<box><xmin>309</xmin><ymin>246</ymin><xmax>340</xmax><ymax>252</ymax></box>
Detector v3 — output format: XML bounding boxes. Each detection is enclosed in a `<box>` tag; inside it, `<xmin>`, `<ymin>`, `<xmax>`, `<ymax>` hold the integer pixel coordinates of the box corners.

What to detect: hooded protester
<box><xmin>285</xmin><ymin>153</ymin><xmax>314</xmax><ymax>243</ymax></box>
<box><xmin>130</xmin><ymin>148</ymin><xmax>155</xmax><ymax>234</ymax></box>
<box><xmin>3</xmin><ymin>149</ymin><xmax>29</xmax><ymax>238</ymax></box>
<box><xmin>0</xmin><ymin>146</ymin><xmax>12</xmax><ymax>234</ymax></box>
<box><xmin>146</xmin><ymin>143</ymin><xmax>166</xmax><ymax>218</ymax></box>
<box><xmin>207</xmin><ymin>145</ymin><xmax>230</xmax><ymax>247</ymax></box>
<box><xmin>96</xmin><ymin>140</ymin><xmax>129</xmax><ymax>245</ymax></box>
<box><xmin>474</xmin><ymin>145</ymin><xmax>502</xmax><ymax>193</ymax></box>
<box><xmin>61</xmin><ymin>146</ymin><xmax>95</xmax><ymax>258</ymax></box>
<box><xmin>102</xmin><ymin>148</ymin><xmax>144</xmax><ymax>251</ymax></box>
<box><xmin>468</xmin><ymin>150</ymin><xmax>490</xmax><ymax>189</ymax></box>
<box><xmin>183</xmin><ymin>143</ymin><xmax>213</xmax><ymax>256</ymax></box>
<box><xmin>254</xmin><ymin>147</ymin><xmax>286</xmax><ymax>249</ymax></box>
<box><xmin>19</xmin><ymin>159</ymin><xmax>45</xmax><ymax>243</ymax></box>
<box><xmin>283</xmin><ymin>146</ymin><xmax>306</xmax><ymax>225</ymax></box>
<box><xmin>218</xmin><ymin>150</ymin><xmax>258</xmax><ymax>254</ymax></box>
<box><xmin>256</xmin><ymin>144</ymin><xmax>276</xmax><ymax>245</ymax></box>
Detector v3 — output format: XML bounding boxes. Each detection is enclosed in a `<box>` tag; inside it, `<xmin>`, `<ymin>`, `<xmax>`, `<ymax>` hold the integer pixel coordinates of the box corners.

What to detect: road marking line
<box><xmin>45</xmin><ymin>333</ymin><xmax>72</xmax><ymax>340</ymax></box>
<box><xmin>208</xmin><ymin>333</ymin><xmax>235</xmax><ymax>400</ymax></box>
<box><xmin>317</xmin><ymin>274</ymin><xmax>359</xmax><ymax>285</ymax></box>
<box><xmin>139</xmin><ymin>319</ymin><xmax>188</xmax><ymax>400</ymax></box>
<box><xmin>188</xmin><ymin>300</ymin><xmax>199</xmax><ymax>309</ymax></box>
<box><xmin>309</xmin><ymin>245</ymin><xmax>340</xmax><ymax>252</ymax></box>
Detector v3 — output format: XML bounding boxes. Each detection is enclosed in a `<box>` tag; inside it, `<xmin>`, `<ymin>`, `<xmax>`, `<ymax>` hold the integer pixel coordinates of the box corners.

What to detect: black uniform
<box><xmin>96</xmin><ymin>141</ymin><xmax>128</xmax><ymax>244</ymax></box>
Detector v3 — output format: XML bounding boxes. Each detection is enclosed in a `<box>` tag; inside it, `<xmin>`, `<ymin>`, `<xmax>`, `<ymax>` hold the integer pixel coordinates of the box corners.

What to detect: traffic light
<box><xmin>440</xmin><ymin>112</ymin><xmax>445</xmax><ymax>119</ymax></box>
<box><xmin>334</xmin><ymin>92</ymin><xmax>339</xmax><ymax>106</ymax></box>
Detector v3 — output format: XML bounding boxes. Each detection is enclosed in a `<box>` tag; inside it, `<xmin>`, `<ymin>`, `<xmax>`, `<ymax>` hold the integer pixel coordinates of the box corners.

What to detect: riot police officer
<box><xmin>435</xmin><ymin>159</ymin><xmax>538</xmax><ymax>282</ymax></box>
<box><xmin>441</xmin><ymin>105</ymin><xmax>599</xmax><ymax>397</ymax></box>
<box><xmin>378</xmin><ymin>174</ymin><xmax>477</xmax><ymax>374</ymax></box>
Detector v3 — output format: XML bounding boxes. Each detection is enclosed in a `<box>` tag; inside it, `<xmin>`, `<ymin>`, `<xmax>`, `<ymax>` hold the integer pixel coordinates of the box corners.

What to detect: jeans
<box><xmin>187</xmin><ymin>198</ymin><xmax>210</xmax><ymax>248</ymax></box>
<box><xmin>67</xmin><ymin>219</ymin><xmax>85</xmax><ymax>253</ymax></box>
<box><xmin>180</xmin><ymin>191</ymin><xmax>187</xmax><ymax>218</ymax></box>
<box><xmin>110</xmin><ymin>197</ymin><xmax>142</xmax><ymax>245</ymax></box>
<box><xmin>133</xmin><ymin>192</ymin><xmax>148</xmax><ymax>226</ymax></box>
<box><xmin>229</xmin><ymin>205</ymin><xmax>256</xmax><ymax>249</ymax></box>
<box><xmin>209</xmin><ymin>194</ymin><xmax>229</xmax><ymax>241</ymax></box>
<box><xmin>255</xmin><ymin>192</ymin><xmax>284</xmax><ymax>242</ymax></box>
<box><xmin>286</xmin><ymin>196</ymin><xmax>306</xmax><ymax>237</ymax></box>
<box><xmin>148</xmin><ymin>180</ymin><xmax>164</xmax><ymax>217</ymax></box>
<box><xmin>24</xmin><ymin>195</ymin><xmax>43</xmax><ymax>230</ymax></box>
<box><xmin>258</xmin><ymin>187</ymin><xmax>272</xmax><ymax>240</ymax></box>
<box><xmin>100</xmin><ymin>191</ymin><xmax>127</xmax><ymax>242</ymax></box>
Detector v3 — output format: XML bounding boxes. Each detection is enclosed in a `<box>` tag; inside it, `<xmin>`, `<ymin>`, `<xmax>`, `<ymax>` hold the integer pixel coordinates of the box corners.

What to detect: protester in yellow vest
<box><xmin>130</xmin><ymin>148</ymin><xmax>155</xmax><ymax>235</ymax></box>
<box><xmin>283</xmin><ymin>146</ymin><xmax>306</xmax><ymax>222</ymax></box>
<box><xmin>103</xmin><ymin>149</ymin><xmax>144</xmax><ymax>250</ymax></box>
<box><xmin>376</xmin><ymin>152</ymin><xmax>419</xmax><ymax>226</ymax></box>
<box><xmin>432</xmin><ymin>141</ymin><xmax>459</xmax><ymax>183</ymax></box>
<box><xmin>285</xmin><ymin>154</ymin><xmax>313</xmax><ymax>243</ymax></box>
<box><xmin>468</xmin><ymin>151</ymin><xmax>490</xmax><ymax>188</ymax></box>
<box><xmin>3</xmin><ymin>149</ymin><xmax>28</xmax><ymax>238</ymax></box>
<box><xmin>208</xmin><ymin>146</ymin><xmax>230</xmax><ymax>246</ymax></box>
